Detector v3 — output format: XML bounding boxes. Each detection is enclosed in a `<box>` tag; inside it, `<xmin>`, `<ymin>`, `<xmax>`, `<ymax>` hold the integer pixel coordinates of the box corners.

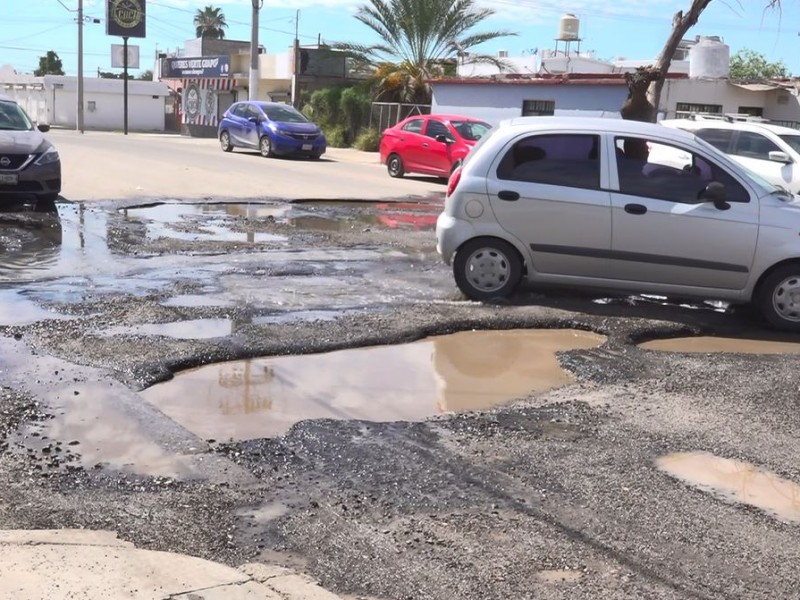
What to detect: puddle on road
<box><xmin>123</xmin><ymin>200</ymin><xmax>439</xmax><ymax>234</ymax></box>
<box><xmin>535</xmin><ymin>569</ymin><xmax>583</xmax><ymax>584</ymax></box>
<box><xmin>99</xmin><ymin>318</ymin><xmax>234</xmax><ymax>340</ymax></box>
<box><xmin>120</xmin><ymin>203</ymin><xmax>285</xmax><ymax>243</ymax></box>
<box><xmin>657</xmin><ymin>452</ymin><xmax>800</xmax><ymax>523</ymax></box>
<box><xmin>140</xmin><ymin>329</ymin><xmax>605</xmax><ymax>441</ymax></box>
<box><xmin>640</xmin><ymin>337</ymin><xmax>800</xmax><ymax>354</ymax></box>
<box><xmin>0</xmin><ymin>289</ymin><xmax>71</xmax><ymax>325</ymax></box>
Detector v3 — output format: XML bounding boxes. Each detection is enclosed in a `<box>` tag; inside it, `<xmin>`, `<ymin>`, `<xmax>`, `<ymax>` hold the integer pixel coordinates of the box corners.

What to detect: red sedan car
<box><xmin>379</xmin><ymin>114</ymin><xmax>491</xmax><ymax>179</ymax></box>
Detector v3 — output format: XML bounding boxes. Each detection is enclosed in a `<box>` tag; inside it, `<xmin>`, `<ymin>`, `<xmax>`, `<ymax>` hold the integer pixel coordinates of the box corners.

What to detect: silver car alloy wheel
<box><xmin>463</xmin><ymin>246</ymin><xmax>511</xmax><ymax>293</ymax></box>
<box><xmin>772</xmin><ymin>275</ymin><xmax>800</xmax><ymax>322</ymax></box>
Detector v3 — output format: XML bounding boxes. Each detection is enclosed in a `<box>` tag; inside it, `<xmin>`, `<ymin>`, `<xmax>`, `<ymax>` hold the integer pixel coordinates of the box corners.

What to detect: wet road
<box><xmin>1</xmin><ymin>139</ymin><xmax>800</xmax><ymax>599</ymax></box>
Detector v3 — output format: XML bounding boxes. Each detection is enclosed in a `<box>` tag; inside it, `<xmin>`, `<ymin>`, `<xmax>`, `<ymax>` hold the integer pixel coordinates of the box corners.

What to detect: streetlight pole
<box><xmin>77</xmin><ymin>0</ymin><xmax>84</xmax><ymax>133</ymax></box>
<box><xmin>249</xmin><ymin>0</ymin><xmax>263</xmax><ymax>101</ymax></box>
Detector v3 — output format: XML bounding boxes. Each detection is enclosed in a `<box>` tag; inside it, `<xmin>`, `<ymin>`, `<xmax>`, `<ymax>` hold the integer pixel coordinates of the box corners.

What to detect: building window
<box><xmin>675</xmin><ymin>102</ymin><xmax>722</xmax><ymax>116</ymax></box>
<box><xmin>522</xmin><ymin>99</ymin><xmax>555</xmax><ymax>116</ymax></box>
<box><xmin>738</xmin><ymin>106</ymin><xmax>763</xmax><ymax>117</ymax></box>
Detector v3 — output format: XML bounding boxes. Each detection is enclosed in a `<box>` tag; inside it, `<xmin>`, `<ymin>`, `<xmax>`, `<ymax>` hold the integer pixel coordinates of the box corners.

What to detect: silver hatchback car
<box><xmin>436</xmin><ymin>116</ymin><xmax>800</xmax><ymax>331</ymax></box>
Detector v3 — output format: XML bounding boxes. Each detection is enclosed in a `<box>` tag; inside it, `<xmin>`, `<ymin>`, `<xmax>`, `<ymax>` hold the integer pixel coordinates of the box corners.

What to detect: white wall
<box><xmin>45</xmin><ymin>76</ymin><xmax>169</xmax><ymax>131</ymax></box>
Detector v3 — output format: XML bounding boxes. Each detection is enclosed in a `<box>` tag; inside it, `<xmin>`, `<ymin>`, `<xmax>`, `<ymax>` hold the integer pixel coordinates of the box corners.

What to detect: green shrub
<box><xmin>354</xmin><ymin>128</ymin><xmax>380</xmax><ymax>152</ymax></box>
<box><xmin>324</xmin><ymin>124</ymin><xmax>348</xmax><ymax>148</ymax></box>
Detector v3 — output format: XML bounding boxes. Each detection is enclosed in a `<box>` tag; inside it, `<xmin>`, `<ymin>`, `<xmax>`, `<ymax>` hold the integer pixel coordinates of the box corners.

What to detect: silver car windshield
<box><xmin>693</xmin><ymin>135</ymin><xmax>778</xmax><ymax>195</ymax></box>
<box><xmin>0</xmin><ymin>100</ymin><xmax>33</xmax><ymax>131</ymax></box>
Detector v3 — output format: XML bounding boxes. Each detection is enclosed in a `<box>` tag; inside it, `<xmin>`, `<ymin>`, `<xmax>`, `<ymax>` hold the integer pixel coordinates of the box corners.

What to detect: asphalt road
<box><xmin>48</xmin><ymin>128</ymin><xmax>445</xmax><ymax>202</ymax></box>
<box><xmin>3</xmin><ymin>129</ymin><xmax>800</xmax><ymax>600</ymax></box>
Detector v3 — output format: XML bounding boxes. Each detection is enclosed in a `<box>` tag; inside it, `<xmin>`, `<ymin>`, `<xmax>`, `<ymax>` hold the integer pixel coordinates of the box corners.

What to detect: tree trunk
<box><xmin>642</xmin><ymin>0</ymin><xmax>714</xmax><ymax>121</ymax></box>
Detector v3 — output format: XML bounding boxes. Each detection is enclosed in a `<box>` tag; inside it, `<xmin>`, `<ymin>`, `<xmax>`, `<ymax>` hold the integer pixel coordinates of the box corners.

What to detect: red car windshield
<box><xmin>451</xmin><ymin>121</ymin><xmax>491</xmax><ymax>142</ymax></box>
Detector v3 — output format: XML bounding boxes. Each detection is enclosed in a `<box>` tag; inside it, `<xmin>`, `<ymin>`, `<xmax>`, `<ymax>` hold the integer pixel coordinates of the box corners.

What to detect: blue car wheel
<box><xmin>259</xmin><ymin>135</ymin><xmax>274</xmax><ymax>158</ymax></box>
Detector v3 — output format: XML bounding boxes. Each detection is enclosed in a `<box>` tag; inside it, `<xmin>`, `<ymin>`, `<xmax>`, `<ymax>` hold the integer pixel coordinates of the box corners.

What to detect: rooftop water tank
<box><xmin>558</xmin><ymin>14</ymin><xmax>580</xmax><ymax>41</ymax></box>
<box><xmin>689</xmin><ymin>36</ymin><xmax>730</xmax><ymax>79</ymax></box>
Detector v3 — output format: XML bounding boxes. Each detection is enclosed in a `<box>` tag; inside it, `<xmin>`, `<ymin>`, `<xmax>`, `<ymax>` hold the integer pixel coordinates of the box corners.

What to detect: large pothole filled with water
<box><xmin>141</xmin><ymin>329</ymin><xmax>605</xmax><ymax>441</ymax></box>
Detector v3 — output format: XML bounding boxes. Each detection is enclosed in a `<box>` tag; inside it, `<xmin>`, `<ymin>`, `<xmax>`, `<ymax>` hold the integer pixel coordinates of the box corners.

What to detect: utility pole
<box><xmin>77</xmin><ymin>0</ymin><xmax>84</xmax><ymax>133</ymax></box>
<box><xmin>291</xmin><ymin>9</ymin><xmax>299</xmax><ymax>108</ymax></box>
<box><xmin>249</xmin><ymin>0</ymin><xmax>263</xmax><ymax>101</ymax></box>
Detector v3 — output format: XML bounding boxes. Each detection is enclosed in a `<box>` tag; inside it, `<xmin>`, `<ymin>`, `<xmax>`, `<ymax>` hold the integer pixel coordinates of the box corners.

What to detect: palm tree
<box><xmin>194</xmin><ymin>5</ymin><xmax>228</xmax><ymax>40</ymax></box>
<box><xmin>335</xmin><ymin>0</ymin><xmax>515</xmax><ymax>104</ymax></box>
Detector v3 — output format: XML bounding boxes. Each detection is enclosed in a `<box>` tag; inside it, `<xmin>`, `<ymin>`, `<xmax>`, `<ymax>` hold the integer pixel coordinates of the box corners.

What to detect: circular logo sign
<box><xmin>110</xmin><ymin>0</ymin><xmax>144</xmax><ymax>29</ymax></box>
<box><xmin>0</xmin><ymin>157</ymin><xmax>10</xmax><ymax>168</ymax></box>
<box><xmin>185</xmin><ymin>84</ymin><xmax>200</xmax><ymax>121</ymax></box>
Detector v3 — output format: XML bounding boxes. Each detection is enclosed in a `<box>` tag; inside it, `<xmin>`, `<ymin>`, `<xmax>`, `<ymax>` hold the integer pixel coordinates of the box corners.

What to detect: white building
<box><xmin>0</xmin><ymin>64</ymin><xmax>172</xmax><ymax>132</ymax></box>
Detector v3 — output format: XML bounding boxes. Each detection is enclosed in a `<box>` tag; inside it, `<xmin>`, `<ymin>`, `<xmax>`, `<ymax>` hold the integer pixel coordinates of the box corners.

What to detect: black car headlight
<box><xmin>35</xmin><ymin>147</ymin><xmax>59</xmax><ymax>166</ymax></box>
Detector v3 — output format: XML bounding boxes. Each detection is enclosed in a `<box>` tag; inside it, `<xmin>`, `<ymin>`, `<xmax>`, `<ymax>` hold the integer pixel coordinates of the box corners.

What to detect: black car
<box><xmin>0</xmin><ymin>95</ymin><xmax>60</xmax><ymax>208</ymax></box>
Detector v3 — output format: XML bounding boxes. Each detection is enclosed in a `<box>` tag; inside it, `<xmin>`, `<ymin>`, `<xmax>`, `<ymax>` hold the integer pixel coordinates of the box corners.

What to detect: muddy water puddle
<box><xmin>641</xmin><ymin>337</ymin><xmax>800</xmax><ymax>354</ymax></box>
<box><xmin>141</xmin><ymin>329</ymin><xmax>604</xmax><ymax>440</ymax></box>
<box><xmin>0</xmin><ymin>289</ymin><xmax>72</xmax><ymax>325</ymax></box>
<box><xmin>657</xmin><ymin>452</ymin><xmax>800</xmax><ymax>523</ymax></box>
<box><xmin>122</xmin><ymin>200</ymin><xmax>439</xmax><ymax>234</ymax></box>
<box><xmin>100</xmin><ymin>318</ymin><xmax>234</xmax><ymax>340</ymax></box>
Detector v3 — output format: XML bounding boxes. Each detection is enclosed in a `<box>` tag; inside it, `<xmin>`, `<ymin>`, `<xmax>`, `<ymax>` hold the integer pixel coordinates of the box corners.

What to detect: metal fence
<box><xmin>370</xmin><ymin>102</ymin><xmax>431</xmax><ymax>132</ymax></box>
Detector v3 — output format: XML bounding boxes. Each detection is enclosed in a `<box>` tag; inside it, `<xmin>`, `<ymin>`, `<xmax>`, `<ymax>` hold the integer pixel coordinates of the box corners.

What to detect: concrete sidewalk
<box><xmin>0</xmin><ymin>529</ymin><xmax>343</xmax><ymax>600</ymax></box>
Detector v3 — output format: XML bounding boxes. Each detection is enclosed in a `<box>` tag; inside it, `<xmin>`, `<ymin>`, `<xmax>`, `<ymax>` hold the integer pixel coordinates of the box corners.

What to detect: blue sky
<box><xmin>4</xmin><ymin>0</ymin><xmax>800</xmax><ymax>77</ymax></box>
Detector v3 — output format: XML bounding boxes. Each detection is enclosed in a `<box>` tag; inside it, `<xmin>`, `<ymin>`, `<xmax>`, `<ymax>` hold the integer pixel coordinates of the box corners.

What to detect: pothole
<box><xmin>98</xmin><ymin>318</ymin><xmax>234</xmax><ymax>340</ymax></box>
<box><xmin>640</xmin><ymin>336</ymin><xmax>800</xmax><ymax>354</ymax></box>
<box><xmin>657</xmin><ymin>452</ymin><xmax>800</xmax><ymax>523</ymax></box>
<box><xmin>534</xmin><ymin>569</ymin><xmax>583</xmax><ymax>584</ymax></box>
<box><xmin>140</xmin><ymin>329</ymin><xmax>605</xmax><ymax>441</ymax></box>
<box><xmin>0</xmin><ymin>289</ymin><xmax>72</xmax><ymax>325</ymax></box>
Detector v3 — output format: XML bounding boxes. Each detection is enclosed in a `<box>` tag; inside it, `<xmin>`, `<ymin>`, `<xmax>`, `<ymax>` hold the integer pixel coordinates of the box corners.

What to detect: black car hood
<box><xmin>0</xmin><ymin>130</ymin><xmax>49</xmax><ymax>154</ymax></box>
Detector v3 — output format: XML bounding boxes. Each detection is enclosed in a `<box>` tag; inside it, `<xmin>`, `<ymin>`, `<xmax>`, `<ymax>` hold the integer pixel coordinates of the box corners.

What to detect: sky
<box><xmin>4</xmin><ymin>0</ymin><xmax>800</xmax><ymax>78</ymax></box>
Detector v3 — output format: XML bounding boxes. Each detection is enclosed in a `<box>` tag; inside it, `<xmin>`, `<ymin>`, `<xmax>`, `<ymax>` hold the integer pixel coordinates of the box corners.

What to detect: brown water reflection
<box><xmin>141</xmin><ymin>329</ymin><xmax>605</xmax><ymax>440</ymax></box>
<box><xmin>657</xmin><ymin>452</ymin><xmax>800</xmax><ymax>523</ymax></box>
<box><xmin>641</xmin><ymin>337</ymin><xmax>800</xmax><ymax>354</ymax></box>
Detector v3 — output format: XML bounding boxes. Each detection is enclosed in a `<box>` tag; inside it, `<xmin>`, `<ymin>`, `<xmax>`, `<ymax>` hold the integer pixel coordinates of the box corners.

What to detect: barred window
<box><xmin>676</xmin><ymin>102</ymin><xmax>722</xmax><ymax>114</ymax></box>
<box><xmin>521</xmin><ymin>99</ymin><xmax>555</xmax><ymax>116</ymax></box>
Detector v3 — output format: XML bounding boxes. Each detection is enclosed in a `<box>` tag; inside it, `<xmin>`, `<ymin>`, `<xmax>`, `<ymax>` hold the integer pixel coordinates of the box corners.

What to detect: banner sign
<box><xmin>106</xmin><ymin>0</ymin><xmax>146</xmax><ymax>38</ymax></box>
<box><xmin>162</xmin><ymin>56</ymin><xmax>230</xmax><ymax>78</ymax></box>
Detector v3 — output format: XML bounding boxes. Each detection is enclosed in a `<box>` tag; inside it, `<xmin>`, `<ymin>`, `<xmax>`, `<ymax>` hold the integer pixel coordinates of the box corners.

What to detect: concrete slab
<box><xmin>0</xmin><ymin>529</ymin><xmax>343</xmax><ymax>600</ymax></box>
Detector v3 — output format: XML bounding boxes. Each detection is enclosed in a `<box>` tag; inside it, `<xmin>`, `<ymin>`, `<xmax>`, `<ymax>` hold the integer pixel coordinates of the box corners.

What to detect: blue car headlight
<box><xmin>35</xmin><ymin>146</ymin><xmax>59</xmax><ymax>166</ymax></box>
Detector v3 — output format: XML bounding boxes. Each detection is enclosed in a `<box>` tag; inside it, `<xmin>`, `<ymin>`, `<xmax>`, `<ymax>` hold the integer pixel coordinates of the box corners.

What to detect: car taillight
<box><xmin>447</xmin><ymin>167</ymin><xmax>462</xmax><ymax>197</ymax></box>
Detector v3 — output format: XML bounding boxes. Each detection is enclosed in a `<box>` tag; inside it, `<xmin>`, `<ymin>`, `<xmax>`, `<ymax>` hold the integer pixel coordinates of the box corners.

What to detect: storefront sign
<box><xmin>162</xmin><ymin>56</ymin><xmax>230</xmax><ymax>79</ymax></box>
<box><xmin>106</xmin><ymin>0</ymin><xmax>146</xmax><ymax>38</ymax></box>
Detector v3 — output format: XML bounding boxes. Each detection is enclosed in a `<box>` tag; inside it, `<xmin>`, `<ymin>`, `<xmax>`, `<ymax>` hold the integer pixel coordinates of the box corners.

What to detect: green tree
<box><xmin>335</xmin><ymin>0</ymin><xmax>515</xmax><ymax>104</ymax></box>
<box><xmin>194</xmin><ymin>5</ymin><xmax>228</xmax><ymax>39</ymax></box>
<box><xmin>729</xmin><ymin>49</ymin><xmax>789</xmax><ymax>81</ymax></box>
<box><xmin>34</xmin><ymin>51</ymin><xmax>64</xmax><ymax>76</ymax></box>
<box><xmin>138</xmin><ymin>70</ymin><xmax>154</xmax><ymax>81</ymax></box>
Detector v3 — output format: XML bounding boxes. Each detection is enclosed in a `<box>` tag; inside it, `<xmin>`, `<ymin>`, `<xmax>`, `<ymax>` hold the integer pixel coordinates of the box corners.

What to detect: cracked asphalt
<box><xmin>1</xmin><ymin>132</ymin><xmax>799</xmax><ymax>599</ymax></box>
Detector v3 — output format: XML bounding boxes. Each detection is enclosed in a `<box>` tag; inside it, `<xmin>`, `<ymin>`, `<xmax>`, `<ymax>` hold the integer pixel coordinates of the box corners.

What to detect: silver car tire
<box><xmin>756</xmin><ymin>264</ymin><xmax>800</xmax><ymax>331</ymax></box>
<box><xmin>220</xmin><ymin>131</ymin><xmax>233</xmax><ymax>152</ymax></box>
<box><xmin>259</xmin><ymin>136</ymin><xmax>274</xmax><ymax>158</ymax></box>
<box><xmin>453</xmin><ymin>238</ymin><xmax>523</xmax><ymax>301</ymax></box>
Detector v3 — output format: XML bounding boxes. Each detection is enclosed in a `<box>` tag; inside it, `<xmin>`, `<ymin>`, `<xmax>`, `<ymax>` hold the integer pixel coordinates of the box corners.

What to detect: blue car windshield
<box><xmin>258</xmin><ymin>104</ymin><xmax>309</xmax><ymax>123</ymax></box>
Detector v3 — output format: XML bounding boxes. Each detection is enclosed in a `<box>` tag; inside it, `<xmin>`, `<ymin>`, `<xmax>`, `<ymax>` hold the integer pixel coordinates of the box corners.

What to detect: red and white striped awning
<box><xmin>181</xmin><ymin>77</ymin><xmax>234</xmax><ymax>91</ymax></box>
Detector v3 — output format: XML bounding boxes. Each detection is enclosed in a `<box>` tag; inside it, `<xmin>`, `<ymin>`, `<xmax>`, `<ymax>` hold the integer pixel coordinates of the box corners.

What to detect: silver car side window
<box><xmin>615</xmin><ymin>136</ymin><xmax>749</xmax><ymax>204</ymax></box>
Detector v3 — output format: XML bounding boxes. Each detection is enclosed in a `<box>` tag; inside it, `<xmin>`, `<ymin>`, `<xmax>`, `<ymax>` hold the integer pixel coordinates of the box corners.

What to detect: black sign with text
<box><xmin>162</xmin><ymin>56</ymin><xmax>230</xmax><ymax>78</ymax></box>
<box><xmin>106</xmin><ymin>0</ymin><xmax>146</xmax><ymax>38</ymax></box>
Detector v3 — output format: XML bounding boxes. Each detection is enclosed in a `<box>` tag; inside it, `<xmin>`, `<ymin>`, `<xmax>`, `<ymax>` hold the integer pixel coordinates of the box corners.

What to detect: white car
<box><xmin>436</xmin><ymin>116</ymin><xmax>800</xmax><ymax>331</ymax></box>
<box><xmin>660</xmin><ymin>117</ymin><xmax>800</xmax><ymax>193</ymax></box>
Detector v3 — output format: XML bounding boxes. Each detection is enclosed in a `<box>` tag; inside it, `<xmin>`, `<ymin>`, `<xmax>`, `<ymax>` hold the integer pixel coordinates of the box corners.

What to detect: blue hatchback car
<box><xmin>218</xmin><ymin>101</ymin><xmax>326</xmax><ymax>159</ymax></box>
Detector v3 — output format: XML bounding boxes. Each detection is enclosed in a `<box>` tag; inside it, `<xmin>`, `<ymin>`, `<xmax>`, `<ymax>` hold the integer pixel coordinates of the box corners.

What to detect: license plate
<box><xmin>301</xmin><ymin>144</ymin><xmax>312</xmax><ymax>151</ymax></box>
<box><xmin>0</xmin><ymin>173</ymin><xmax>17</xmax><ymax>185</ymax></box>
